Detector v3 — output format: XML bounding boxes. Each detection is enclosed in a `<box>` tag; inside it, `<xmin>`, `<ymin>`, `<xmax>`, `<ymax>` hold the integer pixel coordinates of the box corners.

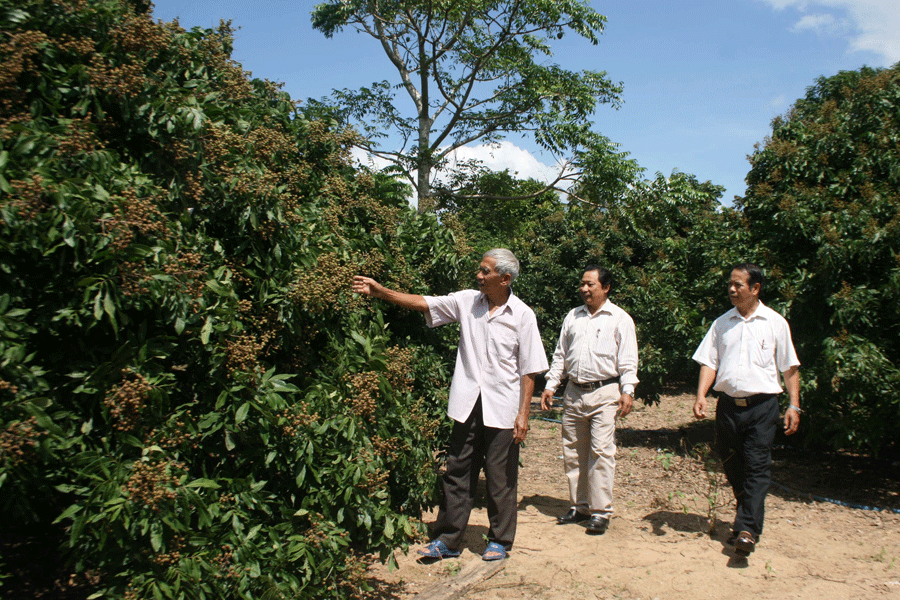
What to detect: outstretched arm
<box><xmin>352</xmin><ymin>276</ymin><xmax>428</xmax><ymax>312</ymax></box>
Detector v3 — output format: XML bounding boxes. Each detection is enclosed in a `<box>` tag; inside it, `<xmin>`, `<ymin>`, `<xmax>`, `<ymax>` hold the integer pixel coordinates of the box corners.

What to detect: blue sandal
<box><xmin>482</xmin><ymin>541</ymin><xmax>508</xmax><ymax>561</ymax></box>
<box><xmin>417</xmin><ymin>539</ymin><xmax>460</xmax><ymax>559</ymax></box>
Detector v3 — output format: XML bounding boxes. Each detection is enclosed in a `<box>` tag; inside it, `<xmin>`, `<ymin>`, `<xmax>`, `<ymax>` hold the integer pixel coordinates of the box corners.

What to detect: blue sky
<box><xmin>151</xmin><ymin>0</ymin><xmax>899</xmax><ymax>205</ymax></box>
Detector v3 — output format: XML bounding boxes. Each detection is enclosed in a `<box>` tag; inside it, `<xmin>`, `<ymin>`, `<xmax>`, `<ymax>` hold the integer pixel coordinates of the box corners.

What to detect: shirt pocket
<box><xmin>588</xmin><ymin>322</ymin><xmax>616</xmax><ymax>360</ymax></box>
<box><xmin>490</xmin><ymin>325</ymin><xmax>519</xmax><ymax>367</ymax></box>
<box><xmin>751</xmin><ymin>330</ymin><xmax>776</xmax><ymax>370</ymax></box>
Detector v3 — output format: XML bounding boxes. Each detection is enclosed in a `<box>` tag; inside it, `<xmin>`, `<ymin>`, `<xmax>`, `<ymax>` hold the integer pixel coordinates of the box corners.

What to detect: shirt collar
<box><xmin>727</xmin><ymin>301</ymin><xmax>768</xmax><ymax>322</ymax></box>
<box><xmin>578</xmin><ymin>299</ymin><xmax>614</xmax><ymax>317</ymax></box>
<box><xmin>478</xmin><ymin>289</ymin><xmax>514</xmax><ymax>315</ymax></box>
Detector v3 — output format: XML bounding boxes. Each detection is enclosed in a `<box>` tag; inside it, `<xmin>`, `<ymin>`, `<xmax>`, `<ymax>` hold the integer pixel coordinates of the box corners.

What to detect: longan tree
<box><xmin>740</xmin><ymin>64</ymin><xmax>900</xmax><ymax>455</ymax></box>
<box><xmin>0</xmin><ymin>0</ymin><xmax>466</xmax><ymax>597</ymax></box>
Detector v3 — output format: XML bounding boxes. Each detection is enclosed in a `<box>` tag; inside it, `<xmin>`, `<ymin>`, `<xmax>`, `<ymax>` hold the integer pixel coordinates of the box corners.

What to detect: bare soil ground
<box><xmin>364</xmin><ymin>393</ymin><xmax>900</xmax><ymax>600</ymax></box>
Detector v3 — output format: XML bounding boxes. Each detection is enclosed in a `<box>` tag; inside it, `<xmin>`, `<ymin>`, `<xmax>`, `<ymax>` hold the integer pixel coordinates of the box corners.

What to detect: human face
<box><xmin>581</xmin><ymin>269</ymin><xmax>609</xmax><ymax>313</ymax></box>
<box><xmin>728</xmin><ymin>268</ymin><xmax>760</xmax><ymax>314</ymax></box>
<box><xmin>476</xmin><ymin>256</ymin><xmax>506</xmax><ymax>298</ymax></box>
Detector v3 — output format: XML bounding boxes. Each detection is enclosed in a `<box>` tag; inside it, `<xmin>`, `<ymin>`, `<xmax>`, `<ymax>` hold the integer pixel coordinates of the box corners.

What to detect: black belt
<box><xmin>721</xmin><ymin>393</ymin><xmax>775</xmax><ymax>408</ymax></box>
<box><xmin>570</xmin><ymin>376</ymin><xmax>619</xmax><ymax>392</ymax></box>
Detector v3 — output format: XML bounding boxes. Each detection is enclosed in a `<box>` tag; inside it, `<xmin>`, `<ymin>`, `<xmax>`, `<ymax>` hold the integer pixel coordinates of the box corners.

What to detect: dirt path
<box><xmin>365</xmin><ymin>394</ymin><xmax>900</xmax><ymax>599</ymax></box>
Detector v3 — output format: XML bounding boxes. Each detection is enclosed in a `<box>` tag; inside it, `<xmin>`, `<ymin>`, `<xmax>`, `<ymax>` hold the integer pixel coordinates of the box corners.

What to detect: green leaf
<box><xmin>205</xmin><ymin>280</ymin><xmax>232</xmax><ymax>296</ymax></box>
<box><xmin>92</xmin><ymin>290</ymin><xmax>103</xmax><ymax>321</ymax></box>
<box><xmin>150</xmin><ymin>522</ymin><xmax>163</xmax><ymax>552</ymax></box>
<box><xmin>53</xmin><ymin>503</ymin><xmax>82</xmax><ymax>524</ymax></box>
<box><xmin>200</xmin><ymin>317</ymin><xmax>212</xmax><ymax>344</ymax></box>
<box><xmin>103</xmin><ymin>290</ymin><xmax>117</xmax><ymax>330</ymax></box>
<box><xmin>185</xmin><ymin>478</ymin><xmax>221</xmax><ymax>489</ymax></box>
<box><xmin>235</xmin><ymin>402</ymin><xmax>249</xmax><ymax>424</ymax></box>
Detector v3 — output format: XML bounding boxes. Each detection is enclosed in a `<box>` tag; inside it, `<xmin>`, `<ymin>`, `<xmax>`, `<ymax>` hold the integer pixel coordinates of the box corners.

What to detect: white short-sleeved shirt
<box><xmin>543</xmin><ymin>301</ymin><xmax>639</xmax><ymax>395</ymax></box>
<box><xmin>424</xmin><ymin>289</ymin><xmax>549</xmax><ymax>428</ymax></box>
<box><xmin>692</xmin><ymin>302</ymin><xmax>800</xmax><ymax>398</ymax></box>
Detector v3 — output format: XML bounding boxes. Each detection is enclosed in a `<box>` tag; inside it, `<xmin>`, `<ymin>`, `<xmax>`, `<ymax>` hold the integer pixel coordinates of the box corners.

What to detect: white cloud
<box><xmin>351</xmin><ymin>141</ymin><xmax>560</xmax><ymax>183</ymax></box>
<box><xmin>350</xmin><ymin>147</ymin><xmax>392</xmax><ymax>171</ymax></box>
<box><xmin>353</xmin><ymin>141</ymin><xmax>562</xmax><ymax>185</ymax></box>
<box><xmin>442</xmin><ymin>141</ymin><xmax>564</xmax><ymax>185</ymax></box>
<box><xmin>769</xmin><ymin>93</ymin><xmax>789</xmax><ymax>108</ymax></box>
<box><xmin>351</xmin><ymin>141</ymin><xmax>565</xmax><ymax>207</ymax></box>
<box><xmin>790</xmin><ymin>13</ymin><xmax>851</xmax><ymax>36</ymax></box>
<box><xmin>759</xmin><ymin>0</ymin><xmax>900</xmax><ymax>63</ymax></box>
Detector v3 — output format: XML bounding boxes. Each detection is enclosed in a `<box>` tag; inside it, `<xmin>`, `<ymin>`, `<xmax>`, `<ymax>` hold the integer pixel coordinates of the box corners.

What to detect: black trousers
<box><xmin>432</xmin><ymin>399</ymin><xmax>519</xmax><ymax>551</ymax></box>
<box><xmin>715</xmin><ymin>394</ymin><xmax>779</xmax><ymax>538</ymax></box>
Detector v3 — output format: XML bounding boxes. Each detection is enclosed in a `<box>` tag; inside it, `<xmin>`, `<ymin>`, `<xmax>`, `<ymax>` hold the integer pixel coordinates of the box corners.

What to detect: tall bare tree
<box><xmin>312</xmin><ymin>0</ymin><xmax>627</xmax><ymax>210</ymax></box>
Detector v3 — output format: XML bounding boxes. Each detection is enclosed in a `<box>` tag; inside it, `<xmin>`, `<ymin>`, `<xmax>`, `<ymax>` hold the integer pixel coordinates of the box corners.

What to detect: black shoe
<box><xmin>586</xmin><ymin>515</ymin><xmax>609</xmax><ymax>535</ymax></box>
<box><xmin>734</xmin><ymin>530</ymin><xmax>756</xmax><ymax>556</ymax></box>
<box><xmin>557</xmin><ymin>509</ymin><xmax>590</xmax><ymax>525</ymax></box>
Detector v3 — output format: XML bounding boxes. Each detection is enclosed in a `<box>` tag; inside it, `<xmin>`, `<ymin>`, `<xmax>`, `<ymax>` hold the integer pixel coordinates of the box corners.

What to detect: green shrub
<box><xmin>0</xmin><ymin>0</ymin><xmax>465</xmax><ymax>597</ymax></box>
<box><xmin>741</xmin><ymin>65</ymin><xmax>900</xmax><ymax>455</ymax></box>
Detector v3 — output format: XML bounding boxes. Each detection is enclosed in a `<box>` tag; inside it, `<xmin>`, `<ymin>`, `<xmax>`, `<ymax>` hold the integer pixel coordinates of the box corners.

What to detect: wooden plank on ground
<box><xmin>411</xmin><ymin>557</ymin><xmax>506</xmax><ymax>600</ymax></box>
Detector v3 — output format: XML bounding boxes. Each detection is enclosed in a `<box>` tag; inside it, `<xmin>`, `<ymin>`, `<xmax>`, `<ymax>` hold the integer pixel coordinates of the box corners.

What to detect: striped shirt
<box><xmin>543</xmin><ymin>300</ymin><xmax>639</xmax><ymax>396</ymax></box>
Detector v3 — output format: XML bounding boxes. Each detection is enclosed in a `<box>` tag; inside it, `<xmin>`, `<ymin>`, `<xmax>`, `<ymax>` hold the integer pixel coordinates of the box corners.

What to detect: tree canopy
<box><xmin>311</xmin><ymin>0</ymin><xmax>626</xmax><ymax>210</ymax></box>
<box><xmin>0</xmin><ymin>0</ymin><xmax>467</xmax><ymax>596</ymax></box>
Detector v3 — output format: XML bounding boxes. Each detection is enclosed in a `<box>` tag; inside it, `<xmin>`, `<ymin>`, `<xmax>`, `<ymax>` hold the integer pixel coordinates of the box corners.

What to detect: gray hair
<box><xmin>484</xmin><ymin>248</ymin><xmax>520</xmax><ymax>283</ymax></box>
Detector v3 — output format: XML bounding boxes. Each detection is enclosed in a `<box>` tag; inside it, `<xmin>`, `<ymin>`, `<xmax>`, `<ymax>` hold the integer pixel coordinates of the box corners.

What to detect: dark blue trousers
<box><xmin>715</xmin><ymin>394</ymin><xmax>779</xmax><ymax>538</ymax></box>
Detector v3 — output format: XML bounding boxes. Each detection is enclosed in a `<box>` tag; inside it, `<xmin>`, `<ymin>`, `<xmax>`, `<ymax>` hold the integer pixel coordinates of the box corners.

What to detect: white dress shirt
<box><xmin>692</xmin><ymin>302</ymin><xmax>800</xmax><ymax>398</ymax></box>
<box><xmin>424</xmin><ymin>289</ymin><xmax>549</xmax><ymax>429</ymax></box>
<box><xmin>543</xmin><ymin>300</ymin><xmax>639</xmax><ymax>396</ymax></box>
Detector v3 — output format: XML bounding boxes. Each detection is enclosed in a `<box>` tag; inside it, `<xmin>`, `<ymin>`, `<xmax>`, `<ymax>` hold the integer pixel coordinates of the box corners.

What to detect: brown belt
<box><xmin>721</xmin><ymin>393</ymin><xmax>775</xmax><ymax>407</ymax></box>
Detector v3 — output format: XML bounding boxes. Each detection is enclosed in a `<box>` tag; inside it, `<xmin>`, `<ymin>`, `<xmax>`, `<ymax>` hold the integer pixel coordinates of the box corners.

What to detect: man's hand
<box><xmin>513</xmin><ymin>411</ymin><xmax>529</xmax><ymax>444</ymax></box>
<box><xmin>782</xmin><ymin>366</ymin><xmax>800</xmax><ymax>436</ymax></box>
<box><xmin>694</xmin><ymin>365</ymin><xmax>715</xmax><ymax>420</ymax></box>
<box><xmin>693</xmin><ymin>395</ymin><xmax>708</xmax><ymax>419</ymax></box>
<box><xmin>351</xmin><ymin>276</ymin><xmax>383</xmax><ymax>298</ymax></box>
<box><xmin>540</xmin><ymin>389</ymin><xmax>555</xmax><ymax>411</ymax></box>
<box><xmin>351</xmin><ymin>276</ymin><xmax>429</xmax><ymax>311</ymax></box>
<box><xmin>783</xmin><ymin>407</ymin><xmax>800</xmax><ymax>435</ymax></box>
<box><xmin>617</xmin><ymin>393</ymin><xmax>633</xmax><ymax>418</ymax></box>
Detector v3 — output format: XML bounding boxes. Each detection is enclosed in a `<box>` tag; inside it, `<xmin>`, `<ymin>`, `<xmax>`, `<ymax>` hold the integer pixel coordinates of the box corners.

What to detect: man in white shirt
<box><xmin>692</xmin><ymin>263</ymin><xmax>801</xmax><ymax>557</ymax></box>
<box><xmin>540</xmin><ymin>265</ymin><xmax>639</xmax><ymax>535</ymax></box>
<box><xmin>352</xmin><ymin>249</ymin><xmax>548</xmax><ymax>561</ymax></box>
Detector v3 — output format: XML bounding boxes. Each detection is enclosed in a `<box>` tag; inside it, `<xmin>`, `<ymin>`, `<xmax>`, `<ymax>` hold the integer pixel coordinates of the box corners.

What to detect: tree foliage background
<box><xmin>0</xmin><ymin>0</ymin><xmax>467</xmax><ymax>597</ymax></box>
<box><xmin>512</xmin><ymin>171</ymin><xmax>743</xmax><ymax>403</ymax></box>
<box><xmin>741</xmin><ymin>64</ymin><xmax>900</xmax><ymax>455</ymax></box>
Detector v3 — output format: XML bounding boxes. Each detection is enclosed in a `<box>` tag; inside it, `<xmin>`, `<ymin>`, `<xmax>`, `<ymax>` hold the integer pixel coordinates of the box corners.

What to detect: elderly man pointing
<box><xmin>352</xmin><ymin>248</ymin><xmax>548</xmax><ymax>561</ymax></box>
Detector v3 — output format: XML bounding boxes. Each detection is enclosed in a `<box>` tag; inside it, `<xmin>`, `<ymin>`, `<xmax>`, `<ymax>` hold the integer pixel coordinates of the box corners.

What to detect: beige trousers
<box><xmin>561</xmin><ymin>380</ymin><xmax>619</xmax><ymax>517</ymax></box>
